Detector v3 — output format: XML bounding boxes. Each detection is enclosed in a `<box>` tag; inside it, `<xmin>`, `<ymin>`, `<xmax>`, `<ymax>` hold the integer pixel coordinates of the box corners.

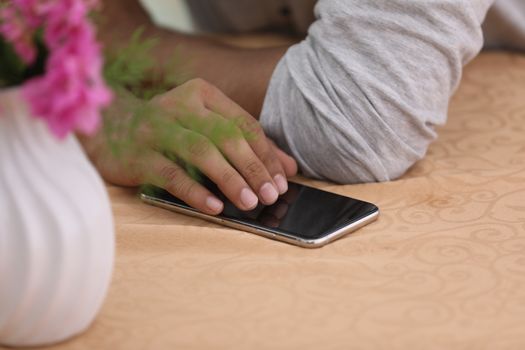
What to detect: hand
<box><xmin>81</xmin><ymin>78</ymin><xmax>298</xmax><ymax>215</ymax></box>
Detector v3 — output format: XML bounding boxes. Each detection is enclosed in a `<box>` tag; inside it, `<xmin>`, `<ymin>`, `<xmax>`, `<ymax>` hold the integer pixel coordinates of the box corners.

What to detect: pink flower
<box><xmin>0</xmin><ymin>3</ymin><xmax>37</xmax><ymax>63</ymax></box>
<box><xmin>1</xmin><ymin>0</ymin><xmax>112</xmax><ymax>139</ymax></box>
<box><xmin>24</xmin><ymin>51</ymin><xmax>112</xmax><ymax>138</ymax></box>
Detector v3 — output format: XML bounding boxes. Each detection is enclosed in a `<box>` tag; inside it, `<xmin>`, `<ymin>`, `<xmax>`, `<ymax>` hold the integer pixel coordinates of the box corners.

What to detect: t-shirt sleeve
<box><xmin>260</xmin><ymin>0</ymin><xmax>494</xmax><ymax>184</ymax></box>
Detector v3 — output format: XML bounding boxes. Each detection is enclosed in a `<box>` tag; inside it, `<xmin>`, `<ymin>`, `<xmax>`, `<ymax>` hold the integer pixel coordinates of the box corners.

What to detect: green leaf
<box><xmin>0</xmin><ymin>29</ymin><xmax>48</xmax><ymax>88</ymax></box>
<box><xmin>103</xmin><ymin>27</ymin><xmax>159</xmax><ymax>95</ymax></box>
<box><xmin>0</xmin><ymin>36</ymin><xmax>26</xmax><ymax>87</ymax></box>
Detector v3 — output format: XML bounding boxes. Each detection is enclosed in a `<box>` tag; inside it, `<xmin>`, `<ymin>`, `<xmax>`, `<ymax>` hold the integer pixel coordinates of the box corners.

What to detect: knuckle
<box><xmin>245</xmin><ymin>123</ymin><xmax>265</xmax><ymax>143</ymax></box>
<box><xmin>221</xmin><ymin>169</ymin><xmax>236</xmax><ymax>185</ymax></box>
<box><xmin>152</xmin><ymin>90</ymin><xmax>179</xmax><ymax>109</ymax></box>
<box><xmin>244</xmin><ymin>118</ymin><xmax>264</xmax><ymax>136</ymax></box>
<box><xmin>217</xmin><ymin>126</ymin><xmax>243</xmax><ymax>147</ymax></box>
<box><xmin>179</xmin><ymin>180</ymin><xmax>197</xmax><ymax>201</ymax></box>
<box><xmin>229</xmin><ymin>125</ymin><xmax>244</xmax><ymax>139</ymax></box>
<box><xmin>187</xmin><ymin>78</ymin><xmax>214</xmax><ymax>97</ymax></box>
<box><xmin>167</xmin><ymin>177</ymin><xmax>195</xmax><ymax>200</ymax></box>
<box><xmin>187</xmin><ymin>136</ymin><xmax>212</xmax><ymax>158</ymax></box>
<box><xmin>253</xmin><ymin>139</ymin><xmax>281</xmax><ymax>169</ymax></box>
<box><xmin>259</xmin><ymin>149</ymin><xmax>278</xmax><ymax>167</ymax></box>
<box><xmin>188</xmin><ymin>77</ymin><xmax>206</xmax><ymax>87</ymax></box>
<box><xmin>159</xmin><ymin>165</ymin><xmax>184</xmax><ymax>183</ymax></box>
<box><xmin>244</xmin><ymin>160</ymin><xmax>264</xmax><ymax>178</ymax></box>
<box><xmin>199</xmin><ymin>81</ymin><xmax>216</xmax><ymax>99</ymax></box>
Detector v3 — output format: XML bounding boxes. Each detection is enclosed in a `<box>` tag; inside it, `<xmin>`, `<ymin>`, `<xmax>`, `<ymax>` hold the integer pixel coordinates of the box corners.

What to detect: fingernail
<box><xmin>259</xmin><ymin>182</ymin><xmax>279</xmax><ymax>205</ymax></box>
<box><xmin>206</xmin><ymin>196</ymin><xmax>223</xmax><ymax>213</ymax></box>
<box><xmin>273</xmin><ymin>174</ymin><xmax>288</xmax><ymax>194</ymax></box>
<box><xmin>240</xmin><ymin>188</ymin><xmax>258</xmax><ymax>209</ymax></box>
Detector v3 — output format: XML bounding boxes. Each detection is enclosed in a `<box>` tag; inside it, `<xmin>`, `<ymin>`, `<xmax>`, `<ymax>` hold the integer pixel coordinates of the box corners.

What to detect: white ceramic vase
<box><xmin>0</xmin><ymin>89</ymin><xmax>115</xmax><ymax>347</ymax></box>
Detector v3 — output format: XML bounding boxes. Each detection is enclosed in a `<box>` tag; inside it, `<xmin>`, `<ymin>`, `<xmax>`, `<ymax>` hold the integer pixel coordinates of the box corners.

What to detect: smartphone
<box><xmin>140</xmin><ymin>181</ymin><xmax>379</xmax><ymax>248</ymax></box>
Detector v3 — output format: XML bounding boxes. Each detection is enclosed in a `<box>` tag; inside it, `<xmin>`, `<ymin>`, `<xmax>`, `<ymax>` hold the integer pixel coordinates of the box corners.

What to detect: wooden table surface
<box><xmin>8</xmin><ymin>52</ymin><xmax>525</xmax><ymax>350</ymax></box>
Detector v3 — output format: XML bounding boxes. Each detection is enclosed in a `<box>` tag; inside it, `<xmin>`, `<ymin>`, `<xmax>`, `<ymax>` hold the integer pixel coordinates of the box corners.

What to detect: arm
<box><xmin>82</xmin><ymin>1</ymin><xmax>298</xmax><ymax>215</ymax></box>
<box><xmin>98</xmin><ymin>0</ymin><xmax>287</xmax><ymax>116</ymax></box>
<box><xmin>260</xmin><ymin>0</ymin><xmax>495</xmax><ymax>184</ymax></box>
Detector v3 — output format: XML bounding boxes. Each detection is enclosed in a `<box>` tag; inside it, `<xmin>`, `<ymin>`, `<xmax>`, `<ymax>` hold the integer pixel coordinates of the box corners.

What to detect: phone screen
<box><xmin>142</xmin><ymin>181</ymin><xmax>378</xmax><ymax>241</ymax></box>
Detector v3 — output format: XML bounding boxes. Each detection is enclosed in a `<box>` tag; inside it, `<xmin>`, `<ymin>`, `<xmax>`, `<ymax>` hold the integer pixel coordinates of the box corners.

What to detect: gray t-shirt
<box><xmin>186</xmin><ymin>0</ymin><xmax>525</xmax><ymax>183</ymax></box>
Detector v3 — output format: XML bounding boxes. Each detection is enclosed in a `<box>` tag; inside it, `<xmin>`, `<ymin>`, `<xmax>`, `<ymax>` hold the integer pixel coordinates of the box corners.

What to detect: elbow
<box><xmin>310</xmin><ymin>142</ymin><xmax>429</xmax><ymax>185</ymax></box>
<box><xmin>372</xmin><ymin>141</ymin><xmax>428</xmax><ymax>182</ymax></box>
<box><xmin>260</xmin><ymin>44</ymin><xmax>442</xmax><ymax>185</ymax></box>
<box><xmin>297</xmin><ymin>111</ymin><xmax>437</xmax><ymax>185</ymax></box>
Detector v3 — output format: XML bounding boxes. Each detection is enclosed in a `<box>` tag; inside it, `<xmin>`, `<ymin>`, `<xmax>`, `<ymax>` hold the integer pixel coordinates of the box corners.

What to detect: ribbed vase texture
<box><xmin>0</xmin><ymin>89</ymin><xmax>115</xmax><ymax>347</ymax></box>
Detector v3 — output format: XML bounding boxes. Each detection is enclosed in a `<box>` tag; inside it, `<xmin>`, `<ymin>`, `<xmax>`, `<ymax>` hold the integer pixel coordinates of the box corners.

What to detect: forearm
<box><xmin>261</xmin><ymin>0</ymin><xmax>494</xmax><ymax>183</ymax></box>
<box><xmin>160</xmin><ymin>35</ymin><xmax>287</xmax><ymax>117</ymax></box>
<box><xmin>180</xmin><ymin>44</ymin><xmax>287</xmax><ymax>117</ymax></box>
<box><xmin>98</xmin><ymin>0</ymin><xmax>287</xmax><ymax>116</ymax></box>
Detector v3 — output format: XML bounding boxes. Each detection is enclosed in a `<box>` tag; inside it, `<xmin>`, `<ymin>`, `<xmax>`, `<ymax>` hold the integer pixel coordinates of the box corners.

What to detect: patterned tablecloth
<box><xmin>9</xmin><ymin>52</ymin><xmax>525</xmax><ymax>350</ymax></box>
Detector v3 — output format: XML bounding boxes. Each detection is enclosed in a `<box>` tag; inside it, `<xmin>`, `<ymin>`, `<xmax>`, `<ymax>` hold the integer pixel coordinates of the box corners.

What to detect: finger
<box><xmin>268</xmin><ymin>139</ymin><xmax>298</xmax><ymax>177</ymax></box>
<box><xmin>178</xmin><ymin>110</ymin><xmax>280</xmax><ymax>206</ymax></box>
<box><xmin>169</xmin><ymin>128</ymin><xmax>261</xmax><ymax>211</ymax></box>
<box><xmin>198</xmin><ymin>82</ymin><xmax>289</xmax><ymax>194</ymax></box>
<box><xmin>145</xmin><ymin>151</ymin><xmax>224</xmax><ymax>215</ymax></box>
